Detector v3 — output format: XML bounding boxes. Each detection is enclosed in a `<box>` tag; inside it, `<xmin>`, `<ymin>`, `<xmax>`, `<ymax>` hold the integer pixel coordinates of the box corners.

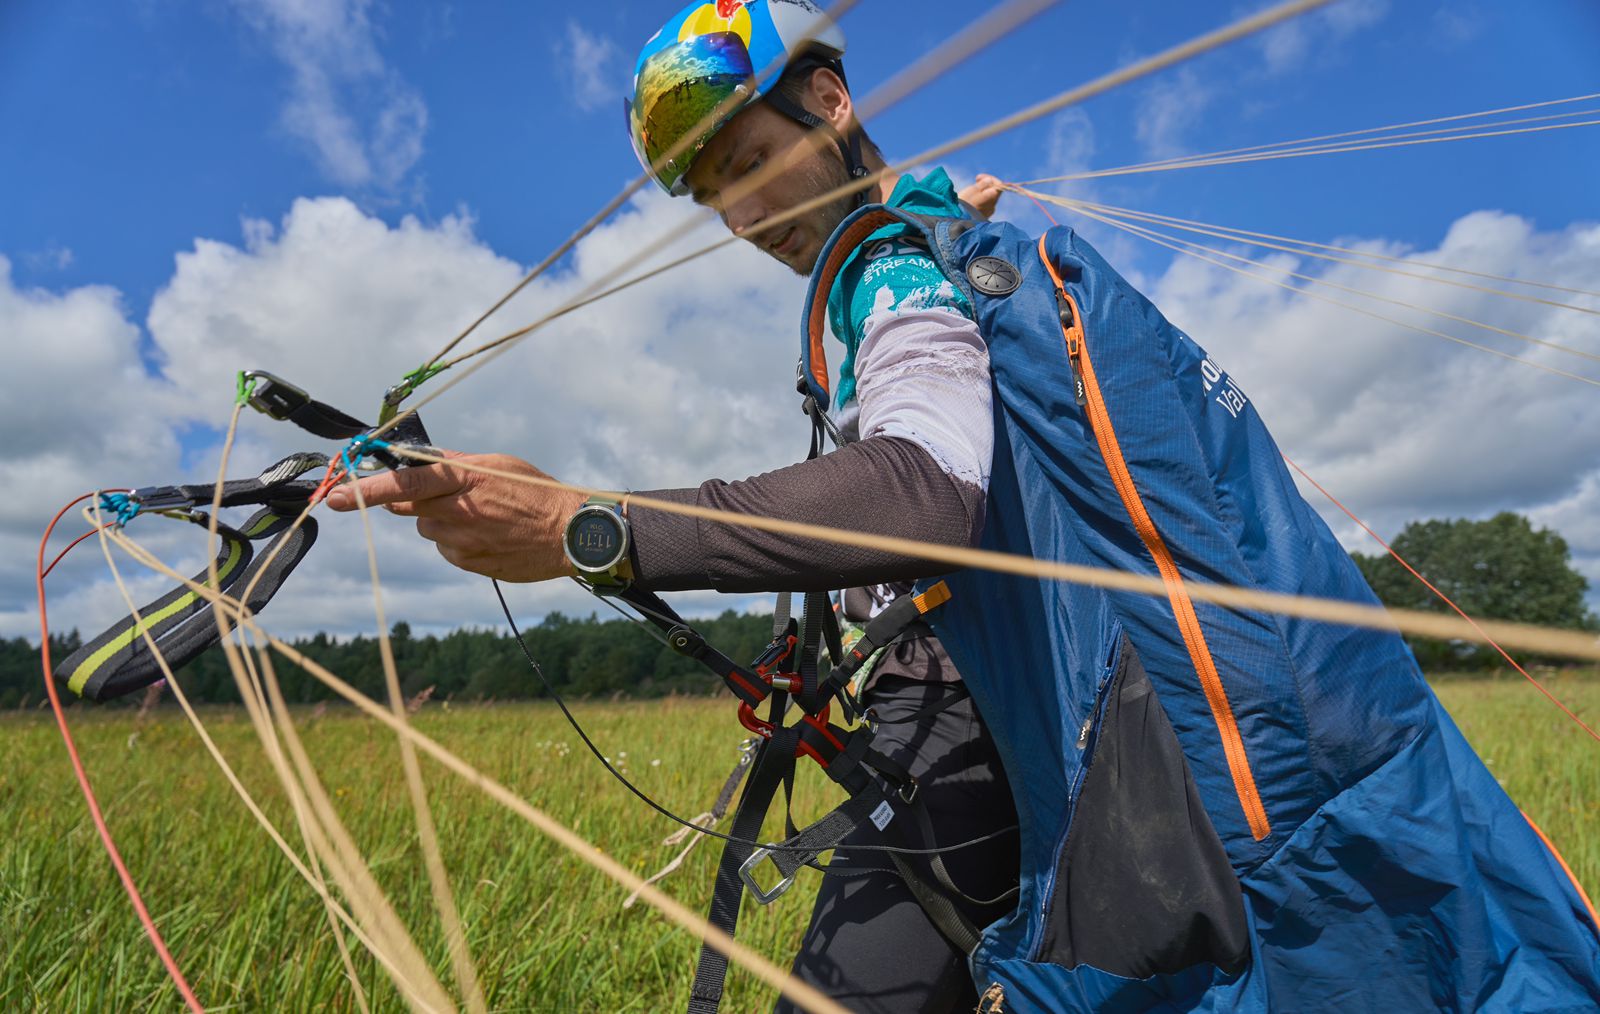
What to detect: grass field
<box><xmin>2</xmin><ymin>675</ymin><xmax>1596</xmax><ymax>1011</ymax></box>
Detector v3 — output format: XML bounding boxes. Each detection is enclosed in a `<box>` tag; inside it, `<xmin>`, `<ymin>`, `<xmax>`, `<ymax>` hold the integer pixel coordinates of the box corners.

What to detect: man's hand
<box><xmin>324</xmin><ymin>451</ymin><xmax>587</xmax><ymax>582</ymax></box>
<box><xmin>958</xmin><ymin>173</ymin><xmax>1004</xmax><ymax>221</ymax></box>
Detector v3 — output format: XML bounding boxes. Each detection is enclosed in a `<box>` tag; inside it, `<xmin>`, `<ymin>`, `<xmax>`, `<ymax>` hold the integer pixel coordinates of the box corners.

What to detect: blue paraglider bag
<box><xmin>800</xmin><ymin>205</ymin><xmax>1600</xmax><ymax>1011</ymax></box>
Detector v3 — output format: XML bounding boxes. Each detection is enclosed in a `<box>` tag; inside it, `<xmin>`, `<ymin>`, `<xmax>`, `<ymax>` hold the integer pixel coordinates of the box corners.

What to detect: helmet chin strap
<box><xmin>762</xmin><ymin>88</ymin><xmax>873</xmax><ymax>210</ymax></box>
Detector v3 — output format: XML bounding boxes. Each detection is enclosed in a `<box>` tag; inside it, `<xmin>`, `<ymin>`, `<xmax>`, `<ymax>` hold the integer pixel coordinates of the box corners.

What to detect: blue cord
<box><xmin>339</xmin><ymin>433</ymin><xmax>392</xmax><ymax>475</ymax></box>
<box><xmin>99</xmin><ymin>492</ymin><xmax>141</xmax><ymax>527</ymax></box>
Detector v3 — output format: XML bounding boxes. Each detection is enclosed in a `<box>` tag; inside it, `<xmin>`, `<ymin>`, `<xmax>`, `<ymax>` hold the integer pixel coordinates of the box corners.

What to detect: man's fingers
<box><xmin>325</xmin><ymin>459</ymin><xmax>468</xmax><ymax>511</ymax></box>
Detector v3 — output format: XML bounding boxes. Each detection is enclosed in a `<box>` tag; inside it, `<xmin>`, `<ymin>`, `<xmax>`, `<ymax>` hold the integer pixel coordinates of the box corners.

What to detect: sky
<box><xmin>3</xmin><ymin>0</ymin><xmax>1599</xmax><ymax>646</ymax></box>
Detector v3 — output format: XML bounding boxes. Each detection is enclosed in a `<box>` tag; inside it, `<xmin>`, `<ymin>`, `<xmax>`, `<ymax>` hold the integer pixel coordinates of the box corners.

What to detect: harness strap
<box><xmin>823</xmin><ymin>580</ymin><xmax>953</xmax><ymax>714</ymax></box>
<box><xmin>687</xmin><ymin>716</ymin><xmax>797</xmax><ymax>1014</ymax></box>
<box><xmin>57</xmin><ymin>507</ymin><xmax>318</xmax><ymax>702</ymax></box>
<box><xmin>889</xmin><ymin>851</ymin><xmax>982</xmax><ymax>955</ymax></box>
<box><xmin>864</xmin><ymin>682</ymin><xmax>970</xmax><ymax>725</ymax></box>
<box><xmin>620</xmin><ymin>587</ymin><xmax>774</xmax><ymax>709</ymax></box>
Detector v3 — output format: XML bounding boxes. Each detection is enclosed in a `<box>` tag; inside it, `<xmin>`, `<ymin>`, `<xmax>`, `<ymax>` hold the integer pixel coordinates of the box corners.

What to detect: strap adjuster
<box><xmin>738</xmin><ymin>847</ymin><xmax>797</xmax><ymax>905</ymax></box>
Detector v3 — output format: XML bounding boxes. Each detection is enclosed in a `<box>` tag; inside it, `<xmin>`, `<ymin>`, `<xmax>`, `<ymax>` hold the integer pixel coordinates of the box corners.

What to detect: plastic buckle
<box><xmin>738</xmin><ymin>847</ymin><xmax>797</xmax><ymax>905</ymax></box>
<box><xmin>752</xmin><ymin>632</ymin><xmax>797</xmax><ymax>678</ymax></box>
<box><xmin>241</xmin><ymin>370</ymin><xmax>310</xmax><ymax>421</ymax></box>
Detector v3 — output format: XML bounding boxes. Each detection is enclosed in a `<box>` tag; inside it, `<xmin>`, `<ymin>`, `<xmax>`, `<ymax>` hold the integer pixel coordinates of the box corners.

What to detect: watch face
<box><xmin>566</xmin><ymin>510</ymin><xmax>625</xmax><ymax>571</ymax></box>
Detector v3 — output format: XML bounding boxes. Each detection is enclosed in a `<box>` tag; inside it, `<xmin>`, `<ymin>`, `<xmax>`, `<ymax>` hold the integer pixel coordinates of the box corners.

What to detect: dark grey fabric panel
<box><xmin>628</xmin><ymin>436</ymin><xmax>985</xmax><ymax>593</ymax></box>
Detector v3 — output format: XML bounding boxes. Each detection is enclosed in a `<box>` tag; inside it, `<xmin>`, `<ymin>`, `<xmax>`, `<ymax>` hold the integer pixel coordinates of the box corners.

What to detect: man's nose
<box><xmin>723</xmin><ymin>193</ymin><xmax>766</xmax><ymax>240</ymax></box>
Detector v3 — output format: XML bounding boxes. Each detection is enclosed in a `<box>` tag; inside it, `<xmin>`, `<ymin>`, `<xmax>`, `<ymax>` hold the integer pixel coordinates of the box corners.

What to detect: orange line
<box><xmin>37</xmin><ymin>495</ymin><xmax>206</xmax><ymax>1012</ymax></box>
<box><xmin>1522</xmin><ymin>809</ymin><xmax>1600</xmax><ymax>933</ymax></box>
<box><xmin>1037</xmin><ymin>237</ymin><xmax>1270</xmax><ymax>841</ymax></box>
<box><xmin>1283</xmin><ymin>457</ymin><xmax>1599</xmax><ymax>745</ymax></box>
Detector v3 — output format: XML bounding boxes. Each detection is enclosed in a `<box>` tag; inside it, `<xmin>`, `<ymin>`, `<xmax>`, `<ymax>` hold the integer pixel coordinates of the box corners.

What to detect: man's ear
<box><xmin>805</xmin><ymin>66</ymin><xmax>855</xmax><ymax>135</ymax></box>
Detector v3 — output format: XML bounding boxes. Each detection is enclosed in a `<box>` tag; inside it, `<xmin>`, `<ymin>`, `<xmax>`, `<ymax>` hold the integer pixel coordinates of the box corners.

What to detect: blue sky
<box><xmin>6</xmin><ymin>1</ymin><xmax>1595</xmax><ymax>311</ymax></box>
<box><xmin>4</xmin><ymin>0</ymin><xmax>1600</xmax><ymax>639</ymax></box>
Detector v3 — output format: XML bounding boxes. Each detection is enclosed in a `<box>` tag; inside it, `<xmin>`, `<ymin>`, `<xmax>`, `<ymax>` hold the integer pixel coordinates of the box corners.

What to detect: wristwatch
<box><xmin>563</xmin><ymin>496</ymin><xmax>634</xmax><ymax>590</ymax></box>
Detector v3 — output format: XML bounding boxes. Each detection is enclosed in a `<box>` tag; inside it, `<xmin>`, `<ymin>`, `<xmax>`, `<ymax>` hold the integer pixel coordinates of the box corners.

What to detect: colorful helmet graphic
<box><xmin>626</xmin><ymin>0</ymin><xmax>847</xmax><ymax>195</ymax></box>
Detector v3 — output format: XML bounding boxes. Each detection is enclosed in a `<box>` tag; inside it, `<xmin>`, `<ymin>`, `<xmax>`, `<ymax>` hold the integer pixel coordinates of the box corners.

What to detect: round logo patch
<box><xmin>967</xmin><ymin>256</ymin><xmax>1021</xmax><ymax>296</ymax></box>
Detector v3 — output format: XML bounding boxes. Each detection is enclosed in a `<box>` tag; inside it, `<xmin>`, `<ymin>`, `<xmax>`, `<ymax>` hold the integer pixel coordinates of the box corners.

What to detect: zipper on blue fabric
<box><xmin>1030</xmin><ymin>627</ymin><xmax>1124</xmax><ymax>957</ymax></box>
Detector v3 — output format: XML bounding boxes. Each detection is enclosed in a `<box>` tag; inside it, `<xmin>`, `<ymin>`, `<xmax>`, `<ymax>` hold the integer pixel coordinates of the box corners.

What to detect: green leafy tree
<box><xmin>1352</xmin><ymin>512</ymin><xmax>1596</xmax><ymax>669</ymax></box>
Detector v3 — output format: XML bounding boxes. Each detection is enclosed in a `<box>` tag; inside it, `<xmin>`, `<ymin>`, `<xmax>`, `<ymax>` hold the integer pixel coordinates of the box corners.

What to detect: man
<box><xmin>330</xmin><ymin>2</ymin><xmax>1600</xmax><ymax>1011</ymax></box>
<box><xmin>330</xmin><ymin>2</ymin><xmax>1021</xmax><ymax>1010</ymax></box>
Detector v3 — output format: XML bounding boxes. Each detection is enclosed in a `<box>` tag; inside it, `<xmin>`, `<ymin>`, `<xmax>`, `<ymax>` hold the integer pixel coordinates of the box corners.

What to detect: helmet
<box><xmin>625</xmin><ymin>0</ymin><xmax>848</xmax><ymax>196</ymax></box>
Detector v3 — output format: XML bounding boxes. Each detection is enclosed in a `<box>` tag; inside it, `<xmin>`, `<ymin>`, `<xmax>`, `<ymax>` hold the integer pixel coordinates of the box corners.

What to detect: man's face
<box><xmin>684</xmin><ymin>101</ymin><xmax>857</xmax><ymax>276</ymax></box>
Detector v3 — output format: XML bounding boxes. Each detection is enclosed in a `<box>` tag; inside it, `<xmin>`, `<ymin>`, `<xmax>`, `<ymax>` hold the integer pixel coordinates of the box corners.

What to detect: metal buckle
<box><xmin>241</xmin><ymin>370</ymin><xmax>310</xmax><ymax>421</ymax></box>
<box><xmin>738</xmin><ymin>847</ymin><xmax>797</xmax><ymax>905</ymax></box>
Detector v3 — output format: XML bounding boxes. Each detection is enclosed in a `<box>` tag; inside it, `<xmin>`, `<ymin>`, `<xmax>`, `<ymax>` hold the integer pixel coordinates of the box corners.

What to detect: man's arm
<box><xmin>630</xmin><ymin>304</ymin><xmax>994</xmax><ymax>592</ymax></box>
<box><xmin>328</xmin><ymin>217</ymin><xmax>997</xmax><ymax>589</ymax></box>
<box><xmin>629</xmin><ymin>434</ymin><xmax>983</xmax><ymax>593</ymax></box>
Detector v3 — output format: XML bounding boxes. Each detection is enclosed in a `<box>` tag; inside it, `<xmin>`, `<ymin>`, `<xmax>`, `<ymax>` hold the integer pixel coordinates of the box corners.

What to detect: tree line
<box><xmin>2</xmin><ymin>610</ymin><xmax>781</xmax><ymax>711</ymax></box>
<box><xmin>6</xmin><ymin>512</ymin><xmax>1594</xmax><ymax>710</ymax></box>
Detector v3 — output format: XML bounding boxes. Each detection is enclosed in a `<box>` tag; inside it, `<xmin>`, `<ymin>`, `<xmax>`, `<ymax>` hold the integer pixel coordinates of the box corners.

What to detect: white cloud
<box><xmin>9</xmin><ymin>191</ymin><xmax>804</xmax><ymax>643</ymax></box>
<box><xmin>557</xmin><ymin>20</ymin><xmax>625</xmax><ymax>115</ymax></box>
<box><xmin>233</xmin><ymin>0</ymin><xmax>428</xmax><ymax>192</ymax></box>
<box><xmin>1430</xmin><ymin>4</ymin><xmax>1486</xmax><ymax>47</ymax></box>
<box><xmin>10</xmin><ymin>195</ymin><xmax>1599</xmax><ymax>648</ymax></box>
<box><xmin>23</xmin><ymin>244</ymin><xmax>74</xmax><ymax>271</ymax></box>
<box><xmin>1128</xmin><ymin>0</ymin><xmax>1389</xmax><ymax>162</ymax></box>
<box><xmin>1134</xmin><ymin>67</ymin><xmax>1213</xmax><ymax>160</ymax></box>
<box><xmin>1142</xmin><ymin>210</ymin><xmax>1600</xmax><ymax>587</ymax></box>
<box><xmin>1255</xmin><ymin>0</ymin><xmax>1389</xmax><ymax>75</ymax></box>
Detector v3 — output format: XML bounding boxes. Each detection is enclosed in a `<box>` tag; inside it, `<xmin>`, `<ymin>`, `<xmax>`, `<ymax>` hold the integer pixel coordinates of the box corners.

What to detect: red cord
<box><xmin>37</xmin><ymin>493</ymin><xmax>206</xmax><ymax>1013</ymax></box>
<box><xmin>1284</xmin><ymin>456</ymin><xmax>1599</xmax><ymax>744</ymax></box>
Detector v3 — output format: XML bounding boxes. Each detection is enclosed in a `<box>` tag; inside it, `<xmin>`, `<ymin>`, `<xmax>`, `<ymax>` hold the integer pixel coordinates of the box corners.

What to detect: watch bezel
<box><xmin>563</xmin><ymin>501</ymin><xmax>631</xmax><ymax>576</ymax></box>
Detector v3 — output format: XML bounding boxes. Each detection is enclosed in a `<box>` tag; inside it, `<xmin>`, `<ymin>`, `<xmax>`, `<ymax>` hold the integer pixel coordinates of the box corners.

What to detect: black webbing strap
<box><xmin>123</xmin><ymin>454</ymin><xmax>326</xmax><ymax>514</ymax></box>
<box><xmin>620</xmin><ymin>587</ymin><xmax>773</xmax><ymax>710</ymax></box>
<box><xmin>709</xmin><ymin>740</ymin><xmax>759</xmax><ymax>821</ymax></box>
<box><xmin>765</xmin><ymin>779</ymin><xmax>893</xmax><ymax>882</ymax></box>
<box><xmin>242</xmin><ymin>369</ymin><xmax>434</xmax><ymax>470</ymax></box>
<box><xmin>795</xmin><ymin>589</ymin><xmax>831</xmax><ymax>711</ymax></box>
<box><xmin>245</xmin><ymin>371</ymin><xmax>369</xmax><ymax>441</ymax></box>
<box><xmin>823</xmin><ymin>581</ymin><xmax>952</xmax><ymax>710</ymax></box>
<box><xmin>889</xmin><ymin>850</ymin><xmax>982</xmax><ymax>955</ymax></box>
<box><xmin>56</xmin><ymin>507</ymin><xmax>318</xmax><ymax>702</ymax></box>
<box><xmin>687</xmin><ymin>715</ymin><xmax>799</xmax><ymax>1014</ymax></box>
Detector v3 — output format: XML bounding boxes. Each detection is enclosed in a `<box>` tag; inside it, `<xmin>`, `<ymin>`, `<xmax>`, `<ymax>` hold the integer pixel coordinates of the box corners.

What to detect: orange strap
<box><xmin>804</xmin><ymin>209</ymin><xmax>903</xmax><ymax>401</ymax></box>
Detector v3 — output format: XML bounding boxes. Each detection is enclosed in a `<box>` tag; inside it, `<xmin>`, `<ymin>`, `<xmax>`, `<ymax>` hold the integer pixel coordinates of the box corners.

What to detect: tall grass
<box><xmin>2</xmin><ymin>676</ymin><xmax>1594</xmax><ymax>1011</ymax></box>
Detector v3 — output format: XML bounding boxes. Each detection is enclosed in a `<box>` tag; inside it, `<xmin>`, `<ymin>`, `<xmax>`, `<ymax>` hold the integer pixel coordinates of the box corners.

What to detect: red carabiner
<box><xmin>736</xmin><ymin>698</ymin><xmax>839</xmax><ymax>768</ymax></box>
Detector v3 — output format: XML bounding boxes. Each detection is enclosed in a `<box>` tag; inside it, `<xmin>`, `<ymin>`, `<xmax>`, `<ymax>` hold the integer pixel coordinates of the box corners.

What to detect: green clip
<box><xmin>377</xmin><ymin>361</ymin><xmax>448</xmax><ymax>425</ymax></box>
<box><xmin>236</xmin><ymin>370</ymin><xmax>258</xmax><ymax>407</ymax></box>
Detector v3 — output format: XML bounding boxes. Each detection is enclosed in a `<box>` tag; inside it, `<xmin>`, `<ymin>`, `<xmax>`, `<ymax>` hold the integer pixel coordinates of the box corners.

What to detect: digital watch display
<box><xmin>562</xmin><ymin>498</ymin><xmax>633</xmax><ymax>588</ymax></box>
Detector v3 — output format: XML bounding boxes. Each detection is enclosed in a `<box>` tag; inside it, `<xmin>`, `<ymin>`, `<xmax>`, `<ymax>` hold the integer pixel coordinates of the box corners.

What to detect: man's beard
<box><xmin>771</xmin><ymin>149</ymin><xmax>859</xmax><ymax>277</ymax></box>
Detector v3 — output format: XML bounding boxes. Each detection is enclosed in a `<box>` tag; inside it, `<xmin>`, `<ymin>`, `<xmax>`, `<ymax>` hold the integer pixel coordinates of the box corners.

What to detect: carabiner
<box><xmin>240</xmin><ymin>370</ymin><xmax>311</xmax><ymax>421</ymax></box>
